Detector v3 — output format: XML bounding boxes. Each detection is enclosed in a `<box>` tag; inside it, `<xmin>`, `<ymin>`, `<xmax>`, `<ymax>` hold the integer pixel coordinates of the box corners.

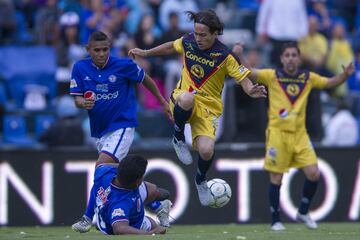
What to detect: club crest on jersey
<box><xmin>108</xmin><ymin>75</ymin><xmax>117</xmax><ymax>83</ymax></box>
<box><xmin>190</xmin><ymin>64</ymin><xmax>204</xmax><ymax>79</ymax></box>
<box><xmin>70</xmin><ymin>79</ymin><xmax>77</xmax><ymax>88</ymax></box>
<box><xmin>279</xmin><ymin>108</ymin><xmax>288</xmax><ymax>118</ymax></box>
<box><xmin>112</xmin><ymin>208</ymin><xmax>125</xmax><ymax>218</ymax></box>
<box><xmin>286</xmin><ymin>84</ymin><xmax>300</xmax><ymax>97</ymax></box>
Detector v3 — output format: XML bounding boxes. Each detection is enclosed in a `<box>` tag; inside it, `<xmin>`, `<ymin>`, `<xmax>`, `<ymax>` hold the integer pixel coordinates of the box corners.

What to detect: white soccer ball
<box><xmin>207</xmin><ymin>178</ymin><xmax>232</xmax><ymax>208</ymax></box>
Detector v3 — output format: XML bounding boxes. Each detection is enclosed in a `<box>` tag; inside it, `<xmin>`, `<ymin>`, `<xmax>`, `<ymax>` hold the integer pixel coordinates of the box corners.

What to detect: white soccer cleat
<box><xmin>71</xmin><ymin>215</ymin><xmax>92</xmax><ymax>233</ymax></box>
<box><xmin>195</xmin><ymin>180</ymin><xmax>215</xmax><ymax>206</ymax></box>
<box><xmin>271</xmin><ymin>222</ymin><xmax>286</xmax><ymax>231</ymax></box>
<box><xmin>172</xmin><ymin>136</ymin><xmax>193</xmax><ymax>165</ymax></box>
<box><xmin>156</xmin><ymin>200</ymin><xmax>173</xmax><ymax>227</ymax></box>
<box><xmin>296</xmin><ymin>212</ymin><xmax>318</xmax><ymax>229</ymax></box>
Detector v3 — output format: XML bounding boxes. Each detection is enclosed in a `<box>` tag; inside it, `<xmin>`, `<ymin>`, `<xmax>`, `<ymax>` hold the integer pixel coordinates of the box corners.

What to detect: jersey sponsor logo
<box><xmin>279</xmin><ymin>108</ymin><xmax>288</xmax><ymax>118</ymax></box>
<box><xmin>239</xmin><ymin>65</ymin><xmax>248</xmax><ymax>74</ymax></box>
<box><xmin>70</xmin><ymin>79</ymin><xmax>77</xmax><ymax>88</ymax></box>
<box><xmin>210</xmin><ymin>52</ymin><xmax>222</xmax><ymax>58</ymax></box>
<box><xmin>190</xmin><ymin>64</ymin><xmax>204</xmax><ymax>79</ymax></box>
<box><xmin>108</xmin><ymin>75</ymin><xmax>117</xmax><ymax>83</ymax></box>
<box><xmin>97</xmin><ymin>186</ymin><xmax>111</xmax><ymax>205</ymax></box>
<box><xmin>96</xmin><ymin>84</ymin><xmax>109</xmax><ymax>92</ymax></box>
<box><xmin>185</xmin><ymin>51</ymin><xmax>215</xmax><ymax>67</ymax></box>
<box><xmin>286</xmin><ymin>84</ymin><xmax>300</xmax><ymax>97</ymax></box>
<box><xmin>84</xmin><ymin>76</ymin><xmax>92</xmax><ymax>81</ymax></box>
<box><xmin>96</xmin><ymin>91</ymin><xmax>119</xmax><ymax>101</ymax></box>
<box><xmin>112</xmin><ymin>208</ymin><xmax>125</xmax><ymax>218</ymax></box>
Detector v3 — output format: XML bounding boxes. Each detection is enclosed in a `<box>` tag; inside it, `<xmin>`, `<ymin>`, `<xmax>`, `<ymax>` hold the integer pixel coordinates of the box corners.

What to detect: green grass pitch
<box><xmin>0</xmin><ymin>223</ymin><xmax>359</xmax><ymax>240</ymax></box>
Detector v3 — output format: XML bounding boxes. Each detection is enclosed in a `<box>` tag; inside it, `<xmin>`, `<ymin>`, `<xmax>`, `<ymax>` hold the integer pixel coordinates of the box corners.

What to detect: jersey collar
<box><xmin>92</xmin><ymin>56</ymin><xmax>110</xmax><ymax>70</ymax></box>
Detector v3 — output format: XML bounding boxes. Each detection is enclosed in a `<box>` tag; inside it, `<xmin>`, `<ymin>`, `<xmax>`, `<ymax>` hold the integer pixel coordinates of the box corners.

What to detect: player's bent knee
<box><xmin>307</xmin><ymin>170</ymin><xmax>320</xmax><ymax>182</ymax></box>
<box><xmin>176</xmin><ymin>92</ymin><xmax>194</xmax><ymax>110</ymax></box>
<box><xmin>198</xmin><ymin>147</ymin><xmax>214</xmax><ymax>160</ymax></box>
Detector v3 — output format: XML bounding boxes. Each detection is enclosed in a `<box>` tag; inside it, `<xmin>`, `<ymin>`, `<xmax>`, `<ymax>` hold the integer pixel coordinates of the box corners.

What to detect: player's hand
<box><xmin>149</xmin><ymin>226</ymin><xmax>167</xmax><ymax>234</ymax></box>
<box><xmin>128</xmin><ymin>48</ymin><xmax>147</xmax><ymax>59</ymax></box>
<box><xmin>248</xmin><ymin>83</ymin><xmax>267</xmax><ymax>98</ymax></box>
<box><xmin>232</xmin><ymin>42</ymin><xmax>244</xmax><ymax>56</ymax></box>
<box><xmin>162</xmin><ymin>101</ymin><xmax>173</xmax><ymax>122</ymax></box>
<box><xmin>83</xmin><ymin>97</ymin><xmax>95</xmax><ymax>110</ymax></box>
<box><xmin>342</xmin><ymin>62</ymin><xmax>355</xmax><ymax>77</ymax></box>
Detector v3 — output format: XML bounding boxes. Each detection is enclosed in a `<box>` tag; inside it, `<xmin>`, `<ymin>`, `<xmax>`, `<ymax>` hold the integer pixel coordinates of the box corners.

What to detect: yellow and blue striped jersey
<box><xmin>173</xmin><ymin>33</ymin><xmax>250</xmax><ymax>116</ymax></box>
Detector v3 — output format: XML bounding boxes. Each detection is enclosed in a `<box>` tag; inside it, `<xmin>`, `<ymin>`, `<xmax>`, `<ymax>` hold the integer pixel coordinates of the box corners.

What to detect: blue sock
<box><xmin>195</xmin><ymin>155</ymin><xmax>214</xmax><ymax>184</ymax></box>
<box><xmin>84</xmin><ymin>185</ymin><xmax>96</xmax><ymax>219</ymax></box>
<box><xmin>299</xmin><ymin>178</ymin><xmax>318</xmax><ymax>214</ymax></box>
<box><xmin>146</xmin><ymin>201</ymin><xmax>161</xmax><ymax>212</ymax></box>
<box><xmin>269</xmin><ymin>183</ymin><xmax>281</xmax><ymax>225</ymax></box>
<box><xmin>173</xmin><ymin>104</ymin><xmax>192</xmax><ymax>141</ymax></box>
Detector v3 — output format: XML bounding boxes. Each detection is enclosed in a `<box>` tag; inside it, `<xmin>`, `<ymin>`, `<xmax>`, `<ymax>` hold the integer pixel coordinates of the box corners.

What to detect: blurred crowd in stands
<box><xmin>0</xmin><ymin>0</ymin><xmax>360</xmax><ymax>147</ymax></box>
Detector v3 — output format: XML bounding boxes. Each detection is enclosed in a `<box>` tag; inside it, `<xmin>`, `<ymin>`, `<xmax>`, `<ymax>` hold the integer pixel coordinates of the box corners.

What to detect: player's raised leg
<box><xmin>172</xmin><ymin>92</ymin><xmax>194</xmax><ymax>165</ymax></box>
<box><xmin>269</xmin><ymin>172</ymin><xmax>285</xmax><ymax>231</ymax></box>
<box><xmin>296</xmin><ymin>164</ymin><xmax>320</xmax><ymax>229</ymax></box>
<box><xmin>194</xmin><ymin>136</ymin><xmax>215</xmax><ymax>206</ymax></box>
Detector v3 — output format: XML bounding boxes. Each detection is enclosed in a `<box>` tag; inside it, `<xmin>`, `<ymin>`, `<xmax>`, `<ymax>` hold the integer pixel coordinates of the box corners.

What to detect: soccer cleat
<box><xmin>296</xmin><ymin>212</ymin><xmax>318</xmax><ymax>229</ymax></box>
<box><xmin>156</xmin><ymin>200</ymin><xmax>173</xmax><ymax>227</ymax></box>
<box><xmin>195</xmin><ymin>180</ymin><xmax>215</xmax><ymax>206</ymax></box>
<box><xmin>271</xmin><ymin>222</ymin><xmax>286</xmax><ymax>231</ymax></box>
<box><xmin>172</xmin><ymin>136</ymin><xmax>193</xmax><ymax>165</ymax></box>
<box><xmin>71</xmin><ymin>215</ymin><xmax>92</xmax><ymax>233</ymax></box>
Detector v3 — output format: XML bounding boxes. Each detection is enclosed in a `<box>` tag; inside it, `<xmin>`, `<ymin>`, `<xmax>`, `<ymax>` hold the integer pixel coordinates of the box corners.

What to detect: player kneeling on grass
<box><xmin>84</xmin><ymin>155</ymin><xmax>167</xmax><ymax>235</ymax></box>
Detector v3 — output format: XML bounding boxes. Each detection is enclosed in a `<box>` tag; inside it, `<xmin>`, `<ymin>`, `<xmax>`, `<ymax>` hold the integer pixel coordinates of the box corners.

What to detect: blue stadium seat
<box><xmin>3</xmin><ymin>115</ymin><xmax>37</xmax><ymax>146</ymax></box>
<box><xmin>0</xmin><ymin>46</ymin><xmax>57</xmax><ymax>109</ymax></box>
<box><xmin>35</xmin><ymin>114</ymin><xmax>55</xmax><ymax>139</ymax></box>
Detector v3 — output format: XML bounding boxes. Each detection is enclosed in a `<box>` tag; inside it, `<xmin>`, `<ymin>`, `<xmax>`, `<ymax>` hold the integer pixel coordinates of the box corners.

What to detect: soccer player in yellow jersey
<box><xmin>129</xmin><ymin>9</ymin><xmax>266</xmax><ymax>206</ymax></box>
<box><xmin>233</xmin><ymin>42</ymin><xmax>355</xmax><ymax>230</ymax></box>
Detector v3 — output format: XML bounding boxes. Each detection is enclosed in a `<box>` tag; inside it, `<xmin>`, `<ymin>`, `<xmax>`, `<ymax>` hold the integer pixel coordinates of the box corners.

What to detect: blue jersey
<box><xmin>93</xmin><ymin>165</ymin><xmax>145</xmax><ymax>235</ymax></box>
<box><xmin>70</xmin><ymin>56</ymin><xmax>145</xmax><ymax>138</ymax></box>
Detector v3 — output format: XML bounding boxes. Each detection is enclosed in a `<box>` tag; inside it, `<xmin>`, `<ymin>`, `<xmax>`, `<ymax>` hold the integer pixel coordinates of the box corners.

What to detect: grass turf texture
<box><xmin>0</xmin><ymin>223</ymin><xmax>359</xmax><ymax>240</ymax></box>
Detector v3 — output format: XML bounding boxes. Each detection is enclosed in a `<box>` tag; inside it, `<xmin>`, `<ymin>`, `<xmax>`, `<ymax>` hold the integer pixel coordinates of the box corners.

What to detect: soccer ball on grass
<box><xmin>207</xmin><ymin>178</ymin><xmax>232</xmax><ymax>208</ymax></box>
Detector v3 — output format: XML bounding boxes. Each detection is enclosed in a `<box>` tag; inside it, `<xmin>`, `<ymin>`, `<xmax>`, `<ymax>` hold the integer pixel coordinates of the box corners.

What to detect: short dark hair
<box><xmin>117</xmin><ymin>155</ymin><xmax>148</xmax><ymax>186</ymax></box>
<box><xmin>281</xmin><ymin>42</ymin><xmax>301</xmax><ymax>55</ymax></box>
<box><xmin>88</xmin><ymin>31</ymin><xmax>109</xmax><ymax>43</ymax></box>
<box><xmin>186</xmin><ymin>9</ymin><xmax>224</xmax><ymax>35</ymax></box>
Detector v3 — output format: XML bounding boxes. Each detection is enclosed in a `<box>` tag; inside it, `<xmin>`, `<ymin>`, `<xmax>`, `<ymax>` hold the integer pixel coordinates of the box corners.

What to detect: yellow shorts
<box><xmin>264</xmin><ymin>128</ymin><xmax>317</xmax><ymax>173</ymax></box>
<box><xmin>170</xmin><ymin>89</ymin><xmax>219</xmax><ymax>149</ymax></box>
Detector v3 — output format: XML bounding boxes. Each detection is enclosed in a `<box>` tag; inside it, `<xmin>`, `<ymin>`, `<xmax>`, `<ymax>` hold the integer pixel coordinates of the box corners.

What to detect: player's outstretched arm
<box><xmin>113</xmin><ymin>221</ymin><xmax>161</xmax><ymax>235</ymax></box>
<box><xmin>240</xmin><ymin>78</ymin><xmax>267</xmax><ymax>98</ymax></box>
<box><xmin>232</xmin><ymin>42</ymin><xmax>259</xmax><ymax>81</ymax></box>
<box><xmin>325</xmin><ymin>62</ymin><xmax>355</xmax><ymax>88</ymax></box>
<box><xmin>128</xmin><ymin>42</ymin><xmax>176</xmax><ymax>59</ymax></box>
<box><xmin>142</xmin><ymin>74</ymin><xmax>173</xmax><ymax>120</ymax></box>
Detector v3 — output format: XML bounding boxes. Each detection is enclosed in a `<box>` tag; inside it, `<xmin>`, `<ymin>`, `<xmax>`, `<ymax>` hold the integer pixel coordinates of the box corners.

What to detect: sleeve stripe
<box><xmin>70</xmin><ymin>93</ymin><xmax>83</xmax><ymax>96</ymax></box>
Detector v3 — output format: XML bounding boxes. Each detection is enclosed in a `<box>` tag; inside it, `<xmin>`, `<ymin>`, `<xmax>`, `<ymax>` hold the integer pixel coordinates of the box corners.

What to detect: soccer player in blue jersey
<box><xmin>70</xmin><ymin>31</ymin><xmax>172</xmax><ymax>232</ymax></box>
<box><xmin>129</xmin><ymin>10</ymin><xmax>267</xmax><ymax>207</ymax></box>
<box><xmin>94</xmin><ymin>154</ymin><xmax>167</xmax><ymax>235</ymax></box>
